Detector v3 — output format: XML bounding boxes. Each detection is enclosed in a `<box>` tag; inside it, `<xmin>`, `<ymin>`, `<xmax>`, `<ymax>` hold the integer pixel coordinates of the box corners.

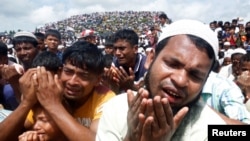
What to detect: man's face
<box><xmin>239</xmin><ymin>61</ymin><xmax>250</xmax><ymax>75</ymax></box>
<box><xmin>160</xmin><ymin>18</ymin><xmax>166</xmax><ymax>25</ymax></box>
<box><xmin>224</xmin><ymin>45</ymin><xmax>230</xmax><ymax>50</ymax></box>
<box><xmin>60</xmin><ymin>62</ymin><xmax>101</xmax><ymax>101</ymax></box>
<box><xmin>37</xmin><ymin>38</ymin><xmax>46</xmax><ymax>51</ymax></box>
<box><xmin>210</xmin><ymin>23</ymin><xmax>216</xmax><ymax>31</ymax></box>
<box><xmin>86</xmin><ymin>36</ymin><xmax>96</xmax><ymax>45</ymax></box>
<box><xmin>15</xmin><ymin>42</ymin><xmax>38</xmax><ymax>66</ymax></box>
<box><xmin>104</xmin><ymin>45</ymin><xmax>114</xmax><ymax>55</ymax></box>
<box><xmin>33</xmin><ymin>107</ymin><xmax>63</xmax><ymax>141</ymax></box>
<box><xmin>232</xmin><ymin>54</ymin><xmax>244</xmax><ymax>77</ymax></box>
<box><xmin>222</xmin><ymin>57</ymin><xmax>231</xmax><ymax>66</ymax></box>
<box><xmin>45</xmin><ymin>35</ymin><xmax>60</xmax><ymax>51</ymax></box>
<box><xmin>113</xmin><ymin>39</ymin><xmax>137</xmax><ymax>67</ymax></box>
<box><xmin>145</xmin><ymin>35</ymin><xmax>212</xmax><ymax>109</ymax></box>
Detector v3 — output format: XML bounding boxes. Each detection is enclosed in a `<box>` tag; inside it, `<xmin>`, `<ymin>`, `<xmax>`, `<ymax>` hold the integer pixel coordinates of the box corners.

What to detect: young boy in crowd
<box><xmin>19</xmin><ymin>103</ymin><xmax>69</xmax><ymax>141</ymax></box>
<box><xmin>44</xmin><ymin>29</ymin><xmax>62</xmax><ymax>60</ymax></box>
<box><xmin>0</xmin><ymin>51</ymin><xmax>63</xmax><ymax>141</ymax></box>
<box><xmin>34</xmin><ymin>32</ymin><xmax>46</xmax><ymax>52</ymax></box>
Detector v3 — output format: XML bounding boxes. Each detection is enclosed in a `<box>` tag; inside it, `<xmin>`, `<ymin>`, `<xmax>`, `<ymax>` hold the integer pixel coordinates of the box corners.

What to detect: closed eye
<box><xmin>188</xmin><ymin>70</ymin><xmax>205</xmax><ymax>82</ymax></box>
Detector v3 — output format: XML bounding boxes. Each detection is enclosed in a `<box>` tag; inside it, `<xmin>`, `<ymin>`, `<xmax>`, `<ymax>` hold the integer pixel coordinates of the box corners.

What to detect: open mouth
<box><xmin>165</xmin><ymin>89</ymin><xmax>181</xmax><ymax>98</ymax></box>
<box><xmin>118</xmin><ymin>58</ymin><xmax>124</xmax><ymax>61</ymax></box>
<box><xmin>21</xmin><ymin>57</ymin><xmax>30</xmax><ymax>61</ymax></box>
<box><xmin>162</xmin><ymin>88</ymin><xmax>183</xmax><ymax>105</ymax></box>
<box><xmin>65</xmin><ymin>87</ymin><xmax>79</xmax><ymax>95</ymax></box>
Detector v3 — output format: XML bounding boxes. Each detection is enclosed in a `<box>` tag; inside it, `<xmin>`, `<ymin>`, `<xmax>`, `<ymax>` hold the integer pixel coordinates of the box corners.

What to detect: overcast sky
<box><xmin>1</xmin><ymin>0</ymin><xmax>250</xmax><ymax>32</ymax></box>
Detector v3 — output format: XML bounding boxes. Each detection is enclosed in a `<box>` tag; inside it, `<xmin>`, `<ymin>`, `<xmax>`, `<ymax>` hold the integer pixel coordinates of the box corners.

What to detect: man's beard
<box><xmin>144</xmin><ymin>65</ymin><xmax>201</xmax><ymax>115</ymax></box>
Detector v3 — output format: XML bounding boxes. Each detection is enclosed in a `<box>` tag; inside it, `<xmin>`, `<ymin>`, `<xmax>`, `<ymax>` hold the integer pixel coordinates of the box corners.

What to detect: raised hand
<box><xmin>125</xmin><ymin>88</ymin><xmax>149</xmax><ymax>141</ymax></box>
<box><xmin>18</xmin><ymin>131</ymin><xmax>45</xmax><ymax>141</ymax></box>
<box><xmin>115</xmin><ymin>66</ymin><xmax>136</xmax><ymax>91</ymax></box>
<box><xmin>102</xmin><ymin>66</ymin><xmax>120</xmax><ymax>93</ymax></box>
<box><xmin>141</xmin><ymin>96</ymin><xmax>189</xmax><ymax>141</ymax></box>
<box><xmin>19</xmin><ymin>68</ymin><xmax>38</xmax><ymax>106</ymax></box>
<box><xmin>34</xmin><ymin>66</ymin><xmax>63</xmax><ymax>109</ymax></box>
<box><xmin>0</xmin><ymin>64</ymin><xmax>22</xmax><ymax>82</ymax></box>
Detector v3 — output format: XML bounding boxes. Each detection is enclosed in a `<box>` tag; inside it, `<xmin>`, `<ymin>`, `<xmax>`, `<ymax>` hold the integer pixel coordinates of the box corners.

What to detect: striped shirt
<box><xmin>202</xmin><ymin>71</ymin><xmax>250</xmax><ymax>123</ymax></box>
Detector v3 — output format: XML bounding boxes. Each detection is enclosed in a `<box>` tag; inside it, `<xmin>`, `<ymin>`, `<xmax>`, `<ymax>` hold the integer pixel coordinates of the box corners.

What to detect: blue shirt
<box><xmin>113</xmin><ymin>53</ymin><xmax>147</xmax><ymax>82</ymax></box>
<box><xmin>202</xmin><ymin>71</ymin><xmax>250</xmax><ymax>123</ymax></box>
<box><xmin>46</xmin><ymin>49</ymin><xmax>63</xmax><ymax>61</ymax></box>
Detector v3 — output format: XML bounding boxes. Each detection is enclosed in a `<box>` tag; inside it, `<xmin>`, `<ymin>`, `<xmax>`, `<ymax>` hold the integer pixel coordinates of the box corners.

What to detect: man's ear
<box><xmin>134</xmin><ymin>45</ymin><xmax>138</xmax><ymax>54</ymax></box>
<box><xmin>44</xmin><ymin>38</ymin><xmax>48</xmax><ymax>46</ymax></box>
<box><xmin>144</xmin><ymin>48</ymin><xmax>155</xmax><ymax>69</ymax></box>
<box><xmin>95</xmin><ymin>74</ymin><xmax>103</xmax><ymax>87</ymax></box>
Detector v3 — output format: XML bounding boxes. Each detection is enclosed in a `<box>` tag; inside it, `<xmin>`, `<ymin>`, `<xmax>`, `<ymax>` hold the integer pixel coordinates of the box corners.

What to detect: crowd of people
<box><xmin>1</xmin><ymin>11</ymin><xmax>250</xmax><ymax>141</ymax></box>
<box><xmin>37</xmin><ymin>11</ymin><xmax>162</xmax><ymax>35</ymax></box>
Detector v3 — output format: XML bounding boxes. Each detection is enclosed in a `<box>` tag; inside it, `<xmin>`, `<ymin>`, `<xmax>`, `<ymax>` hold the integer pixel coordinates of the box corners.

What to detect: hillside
<box><xmin>36</xmin><ymin>11</ymin><xmax>165</xmax><ymax>39</ymax></box>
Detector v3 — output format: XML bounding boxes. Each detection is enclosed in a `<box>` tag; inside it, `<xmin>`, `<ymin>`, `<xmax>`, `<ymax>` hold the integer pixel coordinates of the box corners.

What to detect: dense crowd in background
<box><xmin>1</xmin><ymin>11</ymin><xmax>250</xmax><ymax>50</ymax></box>
<box><xmin>1</xmin><ymin>11</ymin><xmax>250</xmax><ymax>140</ymax></box>
<box><xmin>1</xmin><ymin>11</ymin><xmax>166</xmax><ymax>48</ymax></box>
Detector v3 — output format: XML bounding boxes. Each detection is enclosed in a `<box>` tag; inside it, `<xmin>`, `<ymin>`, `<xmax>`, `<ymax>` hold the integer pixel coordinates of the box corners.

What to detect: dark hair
<box><xmin>31</xmin><ymin>51</ymin><xmax>62</xmax><ymax>73</ymax></box>
<box><xmin>232</xmin><ymin>19</ymin><xmax>238</xmax><ymax>23</ymax></box>
<box><xmin>218</xmin><ymin>21</ymin><xmax>223</xmax><ymax>27</ymax></box>
<box><xmin>103</xmin><ymin>54</ymin><xmax>113</xmax><ymax>68</ymax></box>
<box><xmin>240</xmin><ymin>52</ymin><xmax>250</xmax><ymax>64</ymax></box>
<box><xmin>112</xmin><ymin>29</ymin><xmax>138</xmax><ymax>46</ymax></box>
<box><xmin>104</xmin><ymin>38</ymin><xmax>113</xmax><ymax>47</ymax></box>
<box><xmin>212</xmin><ymin>60</ymin><xmax>221</xmax><ymax>73</ymax></box>
<box><xmin>150</xmin><ymin>26</ymin><xmax>155</xmax><ymax>31</ymax></box>
<box><xmin>34</xmin><ymin>32</ymin><xmax>45</xmax><ymax>40</ymax></box>
<box><xmin>45</xmin><ymin>29</ymin><xmax>61</xmax><ymax>40</ymax></box>
<box><xmin>62</xmin><ymin>41</ymin><xmax>105</xmax><ymax>74</ymax></box>
<box><xmin>12</xmin><ymin>36</ymin><xmax>38</xmax><ymax>47</ymax></box>
<box><xmin>159</xmin><ymin>13</ymin><xmax>168</xmax><ymax>19</ymax></box>
<box><xmin>232</xmin><ymin>52</ymin><xmax>245</xmax><ymax>60</ymax></box>
<box><xmin>0</xmin><ymin>42</ymin><xmax>8</xmax><ymax>56</ymax></box>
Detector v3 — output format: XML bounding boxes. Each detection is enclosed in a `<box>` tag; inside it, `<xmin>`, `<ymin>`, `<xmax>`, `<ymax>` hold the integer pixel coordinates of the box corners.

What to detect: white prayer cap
<box><xmin>232</xmin><ymin>48</ymin><xmax>246</xmax><ymax>55</ymax></box>
<box><xmin>224</xmin><ymin>53</ymin><xmax>232</xmax><ymax>58</ymax></box>
<box><xmin>158</xmin><ymin>19</ymin><xmax>219</xmax><ymax>60</ymax></box>
<box><xmin>223</xmin><ymin>41</ymin><xmax>230</xmax><ymax>46</ymax></box>
<box><xmin>14</xmin><ymin>31</ymin><xmax>37</xmax><ymax>40</ymax></box>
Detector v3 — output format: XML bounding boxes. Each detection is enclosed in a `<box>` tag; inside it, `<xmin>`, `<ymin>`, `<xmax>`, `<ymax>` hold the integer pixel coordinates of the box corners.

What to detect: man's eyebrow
<box><xmin>169</xmin><ymin>57</ymin><xmax>185</xmax><ymax>67</ymax></box>
<box><xmin>188</xmin><ymin>66</ymin><xmax>208</xmax><ymax>80</ymax></box>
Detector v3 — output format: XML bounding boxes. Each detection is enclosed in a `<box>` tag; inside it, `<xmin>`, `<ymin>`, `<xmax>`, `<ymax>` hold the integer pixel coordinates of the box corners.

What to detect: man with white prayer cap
<box><xmin>96</xmin><ymin>19</ymin><xmax>227</xmax><ymax>141</ymax></box>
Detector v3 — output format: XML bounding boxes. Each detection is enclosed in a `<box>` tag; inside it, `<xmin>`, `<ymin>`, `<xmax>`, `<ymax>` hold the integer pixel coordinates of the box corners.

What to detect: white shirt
<box><xmin>96</xmin><ymin>93</ymin><xmax>226</xmax><ymax>141</ymax></box>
